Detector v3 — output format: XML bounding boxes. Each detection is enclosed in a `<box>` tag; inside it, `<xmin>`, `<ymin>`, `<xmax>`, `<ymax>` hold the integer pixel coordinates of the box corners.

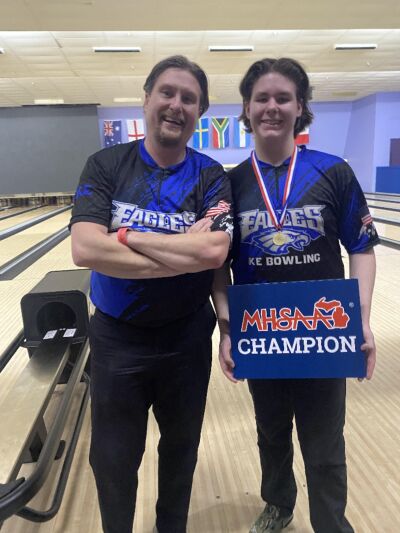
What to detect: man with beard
<box><xmin>70</xmin><ymin>55</ymin><xmax>232</xmax><ymax>533</ymax></box>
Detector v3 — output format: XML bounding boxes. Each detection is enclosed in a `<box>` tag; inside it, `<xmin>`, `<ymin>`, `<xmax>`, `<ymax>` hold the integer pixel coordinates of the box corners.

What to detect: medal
<box><xmin>273</xmin><ymin>231</ymin><xmax>286</xmax><ymax>245</ymax></box>
<box><xmin>251</xmin><ymin>146</ymin><xmax>298</xmax><ymax>240</ymax></box>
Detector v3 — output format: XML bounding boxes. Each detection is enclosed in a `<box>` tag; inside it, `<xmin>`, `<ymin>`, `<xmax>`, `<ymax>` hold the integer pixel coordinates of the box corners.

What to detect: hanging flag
<box><xmin>211</xmin><ymin>117</ymin><xmax>230</xmax><ymax>149</ymax></box>
<box><xmin>233</xmin><ymin>117</ymin><xmax>251</xmax><ymax>148</ymax></box>
<box><xmin>192</xmin><ymin>117</ymin><xmax>209</xmax><ymax>150</ymax></box>
<box><xmin>127</xmin><ymin>119</ymin><xmax>145</xmax><ymax>142</ymax></box>
<box><xmin>103</xmin><ymin>120</ymin><xmax>122</xmax><ymax>147</ymax></box>
<box><xmin>295</xmin><ymin>127</ymin><xmax>310</xmax><ymax>145</ymax></box>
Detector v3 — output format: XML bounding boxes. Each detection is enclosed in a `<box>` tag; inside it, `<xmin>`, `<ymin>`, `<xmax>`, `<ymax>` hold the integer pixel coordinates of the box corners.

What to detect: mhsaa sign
<box><xmin>228</xmin><ymin>279</ymin><xmax>366</xmax><ymax>379</ymax></box>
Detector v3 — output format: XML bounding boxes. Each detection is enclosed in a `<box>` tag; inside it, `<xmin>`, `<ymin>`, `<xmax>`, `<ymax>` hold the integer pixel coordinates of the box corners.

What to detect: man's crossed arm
<box><xmin>71</xmin><ymin>218</ymin><xmax>230</xmax><ymax>279</ymax></box>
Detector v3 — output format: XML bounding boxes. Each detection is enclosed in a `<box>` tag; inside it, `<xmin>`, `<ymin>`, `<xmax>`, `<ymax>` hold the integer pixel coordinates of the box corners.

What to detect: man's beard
<box><xmin>155</xmin><ymin>127</ymin><xmax>184</xmax><ymax>148</ymax></box>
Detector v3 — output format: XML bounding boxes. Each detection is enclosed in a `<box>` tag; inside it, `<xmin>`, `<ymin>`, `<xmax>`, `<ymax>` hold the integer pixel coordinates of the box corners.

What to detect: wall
<box><xmin>344</xmin><ymin>94</ymin><xmax>377</xmax><ymax>191</ymax></box>
<box><xmin>342</xmin><ymin>93</ymin><xmax>400</xmax><ymax>191</ymax></box>
<box><xmin>373</xmin><ymin>92</ymin><xmax>400</xmax><ymax>169</ymax></box>
<box><xmin>0</xmin><ymin>105</ymin><xmax>100</xmax><ymax>194</ymax></box>
<box><xmin>98</xmin><ymin>103</ymin><xmax>255</xmax><ymax>165</ymax></box>
<box><xmin>97</xmin><ymin>101</ymin><xmax>353</xmax><ymax>165</ymax></box>
<box><xmin>98</xmin><ymin>93</ymin><xmax>400</xmax><ymax>193</ymax></box>
<box><xmin>1</xmin><ymin>94</ymin><xmax>396</xmax><ymax>195</ymax></box>
<box><xmin>309</xmin><ymin>101</ymin><xmax>352</xmax><ymax>157</ymax></box>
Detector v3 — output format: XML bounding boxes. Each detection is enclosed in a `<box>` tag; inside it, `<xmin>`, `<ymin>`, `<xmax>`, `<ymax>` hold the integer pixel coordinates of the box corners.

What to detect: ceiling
<box><xmin>1</xmin><ymin>1</ymin><xmax>400</xmax><ymax>108</ymax></box>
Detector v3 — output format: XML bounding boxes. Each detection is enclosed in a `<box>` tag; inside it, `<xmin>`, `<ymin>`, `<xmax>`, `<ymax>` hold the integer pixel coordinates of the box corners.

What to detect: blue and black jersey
<box><xmin>71</xmin><ymin>139</ymin><xmax>232</xmax><ymax>326</ymax></box>
<box><xmin>229</xmin><ymin>146</ymin><xmax>379</xmax><ymax>285</ymax></box>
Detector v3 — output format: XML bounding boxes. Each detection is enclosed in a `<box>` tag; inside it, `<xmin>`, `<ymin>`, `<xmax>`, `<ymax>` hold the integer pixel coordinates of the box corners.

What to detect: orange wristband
<box><xmin>117</xmin><ymin>227</ymin><xmax>130</xmax><ymax>246</ymax></box>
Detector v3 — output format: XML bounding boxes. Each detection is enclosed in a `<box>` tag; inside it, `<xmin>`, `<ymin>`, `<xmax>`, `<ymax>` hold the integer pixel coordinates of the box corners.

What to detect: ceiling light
<box><xmin>113</xmin><ymin>97</ymin><xmax>142</xmax><ymax>103</ymax></box>
<box><xmin>93</xmin><ymin>46</ymin><xmax>141</xmax><ymax>53</ymax></box>
<box><xmin>334</xmin><ymin>44</ymin><xmax>377</xmax><ymax>50</ymax></box>
<box><xmin>34</xmin><ymin>98</ymin><xmax>65</xmax><ymax>105</ymax></box>
<box><xmin>208</xmin><ymin>45</ymin><xmax>254</xmax><ymax>52</ymax></box>
<box><xmin>0</xmin><ymin>48</ymin><xmax>5</xmax><ymax>54</ymax></box>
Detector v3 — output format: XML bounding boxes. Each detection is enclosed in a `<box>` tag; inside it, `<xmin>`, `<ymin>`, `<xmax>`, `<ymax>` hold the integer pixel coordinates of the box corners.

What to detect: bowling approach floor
<box><xmin>0</xmin><ymin>215</ymin><xmax>399</xmax><ymax>533</ymax></box>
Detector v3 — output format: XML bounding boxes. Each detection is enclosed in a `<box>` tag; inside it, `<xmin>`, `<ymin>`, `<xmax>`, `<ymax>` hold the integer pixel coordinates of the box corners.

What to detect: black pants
<box><xmin>248</xmin><ymin>378</ymin><xmax>354</xmax><ymax>533</ymax></box>
<box><xmin>89</xmin><ymin>303</ymin><xmax>215</xmax><ymax>533</ymax></box>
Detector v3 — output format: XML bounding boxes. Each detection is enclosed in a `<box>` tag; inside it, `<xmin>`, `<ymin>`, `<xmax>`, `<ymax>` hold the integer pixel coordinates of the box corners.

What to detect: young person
<box><xmin>212</xmin><ymin>57</ymin><xmax>378</xmax><ymax>533</ymax></box>
<box><xmin>70</xmin><ymin>55</ymin><xmax>232</xmax><ymax>533</ymax></box>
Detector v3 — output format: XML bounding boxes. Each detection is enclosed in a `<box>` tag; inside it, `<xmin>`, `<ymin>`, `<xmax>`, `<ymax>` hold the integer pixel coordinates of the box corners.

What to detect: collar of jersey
<box><xmin>139</xmin><ymin>138</ymin><xmax>189</xmax><ymax>171</ymax></box>
<box><xmin>255</xmin><ymin>145</ymin><xmax>306</xmax><ymax>170</ymax></box>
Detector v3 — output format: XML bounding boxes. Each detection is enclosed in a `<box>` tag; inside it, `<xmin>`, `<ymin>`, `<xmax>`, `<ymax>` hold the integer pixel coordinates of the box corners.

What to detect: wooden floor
<box><xmin>0</xmin><ymin>209</ymin><xmax>70</xmax><ymax>265</ymax></box>
<box><xmin>0</xmin><ymin>206</ymin><xmax>55</xmax><ymax>231</ymax></box>
<box><xmin>0</xmin><ymin>217</ymin><xmax>400</xmax><ymax>532</ymax></box>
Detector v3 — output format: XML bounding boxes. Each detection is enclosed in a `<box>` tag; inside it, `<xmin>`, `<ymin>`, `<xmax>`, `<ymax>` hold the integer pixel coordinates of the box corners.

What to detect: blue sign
<box><xmin>228</xmin><ymin>279</ymin><xmax>366</xmax><ymax>379</ymax></box>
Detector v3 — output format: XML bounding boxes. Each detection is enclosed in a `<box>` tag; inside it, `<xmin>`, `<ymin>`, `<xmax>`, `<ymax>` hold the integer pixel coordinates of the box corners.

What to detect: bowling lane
<box><xmin>374</xmin><ymin>221</ymin><xmax>400</xmax><ymax>241</ymax></box>
<box><xmin>0</xmin><ymin>210</ymin><xmax>71</xmax><ymax>266</ymax></box>
<box><xmin>370</xmin><ymin>206</ymin><xmax>400</xmax><ymax>222</ymax></box>
<box><xmin>1</xmin><ymin>245</ymin><xmax>400</xmax><ymax>533</ymax></box>
<box><xmin>0</xmin><ymin>205</ymin><xmax>57</xmax><ymax>232</ymax></box>
<box><xmin>366</xmin><ymin>193</ymin><xmax>400</xmax><ymax>202</ymax></box>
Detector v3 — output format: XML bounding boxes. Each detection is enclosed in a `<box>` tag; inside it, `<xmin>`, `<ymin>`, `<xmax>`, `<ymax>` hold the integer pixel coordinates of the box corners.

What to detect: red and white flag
<box><xmin>205</xmin><ymin>200</ymin><xmax>231</xmax><ymax>218</ymax></box>
<box><xmin>127</xmin><ymin>119</ymin><xmax>145</xmax><ymax>141</ymax></box>
<box><xmin>361</xmin><ymin>213</ymin><xmax>373</xmax><ymax>226</ymax></box>
<box><xmin>295</xmin><ymin>127</ymin><xmax>309</xmax><ymax>145</ymax></box>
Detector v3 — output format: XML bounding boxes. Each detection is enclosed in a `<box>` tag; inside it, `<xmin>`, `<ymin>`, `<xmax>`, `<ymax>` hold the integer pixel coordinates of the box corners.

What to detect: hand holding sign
<box><xmin>218</xmin><ymin>333</ymin><xmax>239</xmax><ymax>384</ymax></box>
<box><xmin>360</xmin><ymin>324</ymin><xmax>376</xmax><ymax>380</ymax></box>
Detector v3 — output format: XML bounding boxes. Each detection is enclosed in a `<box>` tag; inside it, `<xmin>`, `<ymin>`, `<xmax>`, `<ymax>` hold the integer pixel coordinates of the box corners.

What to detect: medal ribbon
<box><xmin>251</xmin><ymin>146</ymin><xmax>298</xmax><ymax>230</ymax></box>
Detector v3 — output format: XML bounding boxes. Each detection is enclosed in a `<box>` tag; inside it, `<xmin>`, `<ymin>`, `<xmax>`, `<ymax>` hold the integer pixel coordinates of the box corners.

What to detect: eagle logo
<box><xmin>250</xmin><ymin>229</ymin><xmax>311</xmax><ymax>256</ymax></box>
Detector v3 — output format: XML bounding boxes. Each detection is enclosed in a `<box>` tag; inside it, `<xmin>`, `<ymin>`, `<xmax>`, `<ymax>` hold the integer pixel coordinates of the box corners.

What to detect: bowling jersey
<box><xmin>71</xmin><ymin>139</ymin><xmax>233</xmax><ymax>326</ymax></box>
<box><xmin>228</xmin><ymin>147</ymin><xmax>379</xmax><ymax>285</ymax></box>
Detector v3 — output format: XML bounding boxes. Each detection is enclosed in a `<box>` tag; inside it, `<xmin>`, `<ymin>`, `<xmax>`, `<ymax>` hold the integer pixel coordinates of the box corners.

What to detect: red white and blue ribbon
<box><xmin>251</xmin><ymin>146</ymin><xmax>298</xmax><ymax>230</ymax></box>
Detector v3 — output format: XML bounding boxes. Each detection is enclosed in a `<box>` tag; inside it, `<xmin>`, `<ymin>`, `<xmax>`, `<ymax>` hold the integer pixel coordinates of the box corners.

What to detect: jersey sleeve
<box><xmin>200</xmin><ymin>164</ymin><xmax>233</xmax><ymax>240</ymax></box>
<box><xmin>336</xmin><ymin>162</ymin><xmax>380</xmax><ymax>253</ymax></box>
<box><xmin>70</xmin><ymin>151</ymin><xmax>115</xmax><ymax>228</ymax></box>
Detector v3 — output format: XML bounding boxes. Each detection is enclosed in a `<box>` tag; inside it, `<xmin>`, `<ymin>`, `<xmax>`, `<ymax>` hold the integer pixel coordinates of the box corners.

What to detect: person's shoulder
<box><xmin>301</xmin><ymin>147</ymin><xmax>357</xmax><ymax>185</ymax></box>
<box><xmin>186</xmin><ymin>146</ymin><xmax>225</xmax><ymax>173</ymax></box>
<box><xmin>300</xmin><ymin>146</ymin><xmax>344</xmax><ymax>167</ymax></box>
<box><xmin>301</xmin><ymin>146</ymin><xmax>354</xmax><ymax>174</ymax></box>
<box><xmin>226</xmin><ymin>157</ymin><xmax>252</xmax><ymax>180</ymax></box>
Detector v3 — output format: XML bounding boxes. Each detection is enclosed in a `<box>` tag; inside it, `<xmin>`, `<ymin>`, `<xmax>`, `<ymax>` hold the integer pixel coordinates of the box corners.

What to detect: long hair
<box><xmin>239</xmin><ymin>57</ymin><xmax>313</xmax><ymax>137</ymax></box>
